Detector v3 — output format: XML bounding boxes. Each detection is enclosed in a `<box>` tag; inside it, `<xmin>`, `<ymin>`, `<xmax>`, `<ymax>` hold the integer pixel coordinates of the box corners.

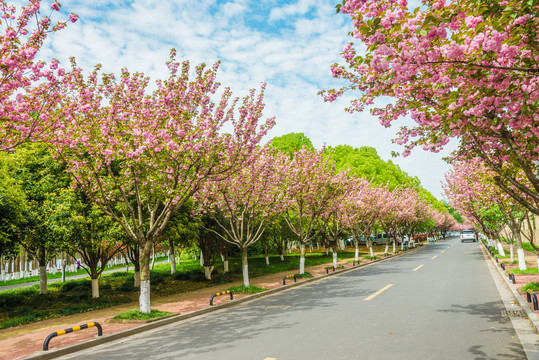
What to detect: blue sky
<box><xmin>38</xmin><ymin>0</ymin><xmax>453</xmax><ymax>198</ymax></box>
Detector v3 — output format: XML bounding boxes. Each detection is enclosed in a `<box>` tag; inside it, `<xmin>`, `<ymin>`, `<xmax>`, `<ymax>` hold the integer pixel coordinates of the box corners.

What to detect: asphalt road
<box><xmin>58</xmin><ymin>238</ymin><xmax>527</xmax><ymax>360</ymax></box>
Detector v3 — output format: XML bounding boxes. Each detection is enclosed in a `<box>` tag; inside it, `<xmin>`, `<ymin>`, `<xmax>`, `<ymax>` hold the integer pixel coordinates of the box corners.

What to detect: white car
<box><xmin>461</xmin><ymin>230</ymin><xmax>476</xmax><ymax>243</ymax></box>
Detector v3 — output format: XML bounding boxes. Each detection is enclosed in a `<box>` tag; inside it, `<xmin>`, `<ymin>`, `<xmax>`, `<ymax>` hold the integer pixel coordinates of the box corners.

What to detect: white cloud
<box><xmin>37</xmin><ymin>0</ymin><xmax>451</xmax><ymax>198</ymax></box>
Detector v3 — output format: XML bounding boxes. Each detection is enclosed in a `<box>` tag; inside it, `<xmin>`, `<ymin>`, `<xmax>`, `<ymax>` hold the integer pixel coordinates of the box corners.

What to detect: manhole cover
<box><xmin>501</xmin><ymin>309</ymin><xmax>526</xmax><ymax>318</ymax></box>
<box><xmin>264</xmin><ymin>305</ymin><xmax>291</xmax><ymax>310</ymax></box>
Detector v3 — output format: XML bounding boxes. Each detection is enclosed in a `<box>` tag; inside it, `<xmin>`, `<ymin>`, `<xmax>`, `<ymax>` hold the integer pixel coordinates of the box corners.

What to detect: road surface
<box><xmin>58</xmin><ymin>238</ymin><xmax>528</xmax><ymax>359</ymax></box>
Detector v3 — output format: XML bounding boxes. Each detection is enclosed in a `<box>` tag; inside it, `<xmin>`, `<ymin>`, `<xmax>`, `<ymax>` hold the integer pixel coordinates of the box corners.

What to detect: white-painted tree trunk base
<box><xmin>299</xmin><ymin>257</ymin><xmax>305</xmax><ymax>274</ymax></box>
<box><xmin>392</xmin><ymin>242</ymin><xmax>396</xmax><ymax>253</ymax></box>
<box><xmin>200</xmin><ymin>251</ymin><xmax>204</xmax><ymax>267</ymax></box>
<box><xmin>384</xmin><ymin>245</ymin><xmax>389</xmax><ymax>254</ymax></box>
<box><xmin>370</xmin><ymin>247</ymin><xmax>374</xmax><ymax>258</ymax></box>
<box><xmin>91</xmin><ymin>278</ymin><xmax>99</xmax><ymax>298</ymax></box>
<box><xmin>265</xmin><ymin>256</ymin><xmax>269</xmax><ymax>265</ymax></box>
<box><xmin>355</xmin><ymin>248</ymin><xmax>359</xmax><ymax>262</ymax></box>
<box><xmin>280</xmin><ymin>254</ymin><xmax>284</xmax><ymax>261</ymax></box>
<box><xmin>243</xmin><ymin>265</ymin><xmax>249</xmax><ymax>287</ymax></box>
<box><xmin>517</xmin><ymin>248</ymin><xmax>527</xmax><ymax>270</ymax></box>
<box><xmin>204</xmin><ymin>266</ymin><xmax>213</xmax><ymax>280</ymax></box>
<box><xmin>139</xmin><ymin>280</ymin><xmax>151</xmax><ymax>313</ymax></box>
<box><xmin>497</xmin><ymin>242</ymin><xmax>506</xmax><ymax>257</ymax></box>
<box><xmin>536</xmin><ymin>256</ymin><xmax>539</xmax><ymax>270</ymax></box>
<box><xmin>333</xmin><ymin>252</ymin><xmax>337</xmax><ymax>268</ymax></box>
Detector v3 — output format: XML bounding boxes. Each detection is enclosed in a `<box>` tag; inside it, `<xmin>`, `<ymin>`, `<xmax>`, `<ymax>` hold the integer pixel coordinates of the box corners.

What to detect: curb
<box><xmin>24</xmin><ymin>244</ymin><xmax>426</xmax><ymax>359</ymax></box>
<box><xmin>480</xmin><ymin>241</ymin><xmax>539</xmax><ymax>333</ymax></box>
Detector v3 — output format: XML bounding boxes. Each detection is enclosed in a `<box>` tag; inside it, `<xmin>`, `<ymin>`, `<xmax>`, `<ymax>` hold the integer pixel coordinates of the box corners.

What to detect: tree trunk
<box><xmin>200</xmin><ymin>251</ymin><xmax>203</xmax><ymax>267</ymax></box>
<box><xmin>241</xmin><ymin>247</ymin><xmax>249</xmax><ymax>287</ymax></box>
<box><xmin>169</xmin><ymin>239</ymin><xmax>176</xmax><ymax>275</ymax></box>
<box><xmin>496</xmin><ymin>241</ymin><xmax>506</xmax><ymax>257</ymax></box>
<box><xmin>511</xmin><ymin>225</ymin><xmax>526</xmax><ymax>270</ymax></box>
<box><xmin>204</xmin><ymin>266</ymin><xmax>213</xmax><ymax>280</ymax></box>
<box><xmin>279</xmin><ymin>254</ymin><xmax>284</xmax><ymax>261</ymax></box>
<box><xmin>39</xmin><ymin>265</ymin><xmax>47</xmax><ymax>295</ymax></box>
<box><xmin>265</xmin><ymin>256</ymin><xmax>269</xmax><ymax>265</ymax></box>
<box><xmin>151</xmin><ymin>244</ymin><xmax>156</xmax><ymax>271</ymax></box>
<box><xmin>510</xmin><ymin>244</ymin><xmax>514</xmax><ymax>262</ymax></box>
<box><xmin>517</xmin><ymin>248</ymin><xmax>526</xmax><ymax>270</ymax></box>
<box><xmin>392</xmin><ymin>239</ymin><xmax>396</xmax><ymax>254</ymax></box>
<box><xmin>384</xmin><ymin>245</ymin><xmax>389</xmax><ymax>255</ymax></box>
<box><xmin>354</xmin><ymin>242</ymin><xmax>359</xmax><ymax>262</ymax></box>
<box><xmin>91</xmin><ymin>278</ymin><xmax>99</xmax><ymax>298</ymax></box>
<box><xmin>61</xmin><ymin>254</ymin><xmax>66</xmax><ymax>282</ymax></box>
<box><xmin>299</xmin><ymin>244</ymin><xmax>306</xmax><ymax>274</ymax></box>
<box><xmin>38</xmin><ymin>246</ymin><xmax>47</xmax><ymax>295</ymax></box>
<box><xmin>369</xmin><ymin>245</ymin><xmax>374</xmax><ymax>259</ymax></box>
<box><xmin>139</xmin><ymin>241</ymin><xmax>153</xmax><ymax>314</ymax></box>
<box><xmin>332</xmin><ymin>243</ymin><xmax>338</xmax><ymax>268</ymax></box>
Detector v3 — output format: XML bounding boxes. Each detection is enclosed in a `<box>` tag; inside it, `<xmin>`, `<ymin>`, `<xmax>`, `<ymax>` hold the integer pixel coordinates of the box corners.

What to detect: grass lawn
<box><xmin>0</xmin><ymin>255</ymin><xmax>170</xmax><ymax>286</ymax></box>
<box><xmin>0</xmin><ymin>251</ymin><xmax>356</xmax><ymax>329</ymax></box>
<box><xmin>509</xmin><ymin>267</ymin><xmax>539</xmax><ymax>275</ymax></box>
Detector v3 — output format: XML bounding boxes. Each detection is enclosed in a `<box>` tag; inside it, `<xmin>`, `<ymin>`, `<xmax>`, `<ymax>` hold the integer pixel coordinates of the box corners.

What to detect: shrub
<box><xmin>295</xmin><ymin>272</ymin><xmax>313</xmax><ymax>279</ymax></box>
<box><xmin>113</xmin><ymin>309</ymin><xmax>171</xmax><ymax>321</ymax></box>
<box><xmin>109</xmin><ymin>272</ymin><xmax>128</xmax><ymax>278</ymax></box>
<box><xmin>227</xmin><ymin>285</ymin><xmax>266</xmax><ymax>293</ymax></box>
<box><xmin>118</xmin><ymin>281</ymin><xmax>136</xmax><ymax>292</ymax></box>
<box><xmin>60</xmin><ymin>279</ymin><xmax>91</xmax><ymax>293</ymax></box>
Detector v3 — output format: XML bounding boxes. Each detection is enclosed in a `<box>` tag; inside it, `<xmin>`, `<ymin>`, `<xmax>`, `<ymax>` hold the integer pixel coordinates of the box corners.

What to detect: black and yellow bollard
<box><xmin>43</xmin><ymin>322</ymin><xmax>102</xmax><ymax>351</ymax></box>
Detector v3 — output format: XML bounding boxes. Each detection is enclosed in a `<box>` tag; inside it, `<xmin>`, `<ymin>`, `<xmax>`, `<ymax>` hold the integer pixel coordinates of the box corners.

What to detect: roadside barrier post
<box><xmin>533</xmin><ymin>293</ymin><xmax>539</xmax><ymax>311</ymax></box>
<box><xmin>43</xmin><ymin>322</ymin><xmax>102</xmax><ymax>351</ymax></box>
<box><xmin>495</xmin><ymin>256</ymin><xmax>498</xmax><ymax>263</ymax></box>
<box><xmin>527</xmin><ymin>289</ymin><xmax>533</xmax><ymax>302</ymax></box>
<box><xmin>283</xmin><ymin>275</ymin><xmax>296</xmax><ymax>285</ymax></box>
<box><xmin>210</xmin><ymin>291</ymin><xmax>233</xmax><ymax>306</ymax></box>
<box><xmin>325</xmin><ymin>266</ymin><xmax>335</xmax><ymax>274</ymax></box>
<box><xmin>501</xmin><ymin>263</ymin><xmax>505</xmax><ymax>270</ymax></box>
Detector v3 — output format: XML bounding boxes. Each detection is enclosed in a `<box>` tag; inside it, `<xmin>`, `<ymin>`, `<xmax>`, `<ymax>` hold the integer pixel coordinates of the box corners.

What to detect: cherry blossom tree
<box><xmin>47</xmin><ymin>51</ymin><xmax>274</xmax><ymax>312</ymax></box>
<box><xmin>281</xmin><ymin>148</ymin><xmax>343</xmax><ymax>274</ymax></box>
<box><xmin>194</xmin><ymin>147</ymin><xmax>286</xmax><ymax>287</ymax></box>
<box><xmin>0</xmin><ymin>0</ymin><xmax>78</xmax><ymax>150</ymax></box>
<box><xmin>445</xmin><ymin>158</ymin><xmax>531</xmax><ymax>269</ymax></box>
<box><xmin>345</xmin><ymin>178</ymin><xmax>382</xmax><ymax>261</ymax></box>
<box><xmin>324</xmin><ymin>0</ymin><xmax>539</xmax><ymax>215</ymax></box>
<box><xmin>317</xmin><ymin>171</ymin><xmax>353</xmax><ymax>268</ymax></box>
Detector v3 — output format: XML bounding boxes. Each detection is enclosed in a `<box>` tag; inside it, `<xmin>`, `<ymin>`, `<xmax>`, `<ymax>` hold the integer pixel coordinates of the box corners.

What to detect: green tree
<box><xmin>3</xmin><ymin>144</ymin><xmax>72</xmax><ymax>294</ymax></box>
<box><xmin>270</xmin><ymin>133</ymin><xmax>314</xmax><ymax>158</ymax></box>
<box><xmin>0</xmin><ymin>164</ymin><xmax>26</xmax><ymax>259</ymax></box>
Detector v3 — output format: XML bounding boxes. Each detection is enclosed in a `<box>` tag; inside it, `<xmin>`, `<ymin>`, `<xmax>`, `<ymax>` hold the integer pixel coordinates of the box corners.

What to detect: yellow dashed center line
<box><xmin>364</xmin><ymin>284</ymin><xmax>394</xmax><ymax>301</ymax></box>
<box><xmin>413</xmin><ymin>264</ymin><xmax>424</xmax><ymax>271</ymax></box>
<box><xmin>432</xmin><ymin>255</ymin><xmax>438</xmax><ymax>259</ymax></box>
<box><xmin>441</xmin><ymin>250</ymin><xmax>446</xmax><ymax>253</ymax></box>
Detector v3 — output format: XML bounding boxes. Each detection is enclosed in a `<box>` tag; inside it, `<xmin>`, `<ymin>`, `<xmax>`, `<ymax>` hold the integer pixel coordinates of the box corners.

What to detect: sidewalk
<box><xmin>480</xmin><ymin>241</ymin><xmax>539</xmax><ymax>330</ymax></box>
<box><xmin>0</xmin><ymin>246</ymin><xmax>425</xmax><ymax>360</ymax></box>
